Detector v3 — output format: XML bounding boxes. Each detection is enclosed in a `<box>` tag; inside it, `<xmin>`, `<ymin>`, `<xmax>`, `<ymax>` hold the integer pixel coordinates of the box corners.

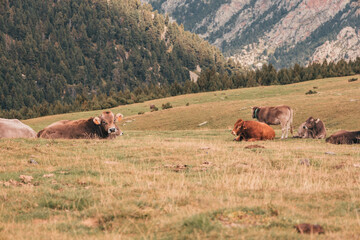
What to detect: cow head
<box><xmin>93</xmin><ymin>111</ymin><xmax>123</xmax><ymax>137</ymax></box>
<box><xmin>304</xmin><ymin>117</ymin><xmax>319</xmax><ymax>130</ymax></box>
<box><xmin>252</xmin><ymin>107</ymin><xmax>259</xmax><ymax>119</ymax></box>
<box><xmin>232</xmin><ymin>119</ymin><xmax>245</xmax><ymax>136</ymax></box>
<box><xmin>297</xmin><ymin>122</ymin><xmax>307</xmax><ymax>137</ymax></box>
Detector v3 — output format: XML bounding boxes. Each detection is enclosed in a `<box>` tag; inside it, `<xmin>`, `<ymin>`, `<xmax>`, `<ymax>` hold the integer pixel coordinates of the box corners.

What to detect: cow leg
<box><xmin>285</xmin><ymin>120</ymin><xmax>292</xmax><ymax>138</ymax></box>
<box><xmin>246</xmin><ymin>138</ymin><xmax>259</xmax><ymax>142</ymax></box>
<box><xmin>282</xmin><ymin>122</ymin><xmax>290</xmax><ymax>139</ymax></box>
<box><xmin>234</xmin><ymin>135</ymin><xmax>242</xmax><ymax>141</ymax></box>
<box><xmin>285</xmin><ymin>124</ymin><xmax>289</xmax><ymax>139</ymax></box>
<box><xmin>281</xmin><ymin>124</ymin><xmax>285</xmax><ymax>139</ymax></box>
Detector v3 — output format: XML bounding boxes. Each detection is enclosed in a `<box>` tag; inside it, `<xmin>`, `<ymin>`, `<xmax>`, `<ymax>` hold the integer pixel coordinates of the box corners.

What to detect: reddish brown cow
<box><xmin>252</xmin><ymin>105</ymin><xmax>293</xmax><ymax>139</ymax></box>
<box><xmin>326</xmin><ymin>130</ymin><xmax>360</xmax><ymax>144</ymax></box>
<box><xmin>37</xmin><ymin>111</ymin><xmax>123</xmax><ymax>139</ymax></box>
<box><xmin>231</xmin><ymin>119</ymin><xmax>275</xmax><ymax>141</ymax></box>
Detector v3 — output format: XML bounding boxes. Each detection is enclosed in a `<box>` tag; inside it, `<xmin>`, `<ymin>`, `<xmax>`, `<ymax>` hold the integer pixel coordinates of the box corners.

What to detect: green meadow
<box><xmin>1</xmin><ymin>75</ymin><xmax>359</xmax><ymax>239</ymax></box>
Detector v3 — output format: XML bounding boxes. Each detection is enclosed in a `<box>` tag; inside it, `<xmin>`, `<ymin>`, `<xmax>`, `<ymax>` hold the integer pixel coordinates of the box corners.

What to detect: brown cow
<box><xmin>252</xmin><ymin>105</ymin><xmax>293</xmax><ymax>139</ymax></box>
<box><xmin>303</xmin><ymin>117</ymin><xmax>326</xmax><ymax>139</ymax></box>
<box><xmin>295</xmin><ymin>117</ymin><xmax>326</xmax><ymax>139</ymax></box>
<box><xmin>295</xmin><ymin>122</ymin><xmax>309</xmax><ymax>138</ymax></box>
<box><xmin>0</xmin><ymin>118</ymin><xmax>37</xmax><ymax>138</ymax></box>
<box><xmin>231</xmin><ymin>119</ymin><xmax>275</xmax><ymax>141</ymax></box>
<box><xmin>37</xmin><ymin>111</ymin><xmax>123</xmax><ymax>139</ymax></box>
<box><xmin>326</xmin><ymin>130</ymin><xmax>360</xmax><ymax>144</ymax></box>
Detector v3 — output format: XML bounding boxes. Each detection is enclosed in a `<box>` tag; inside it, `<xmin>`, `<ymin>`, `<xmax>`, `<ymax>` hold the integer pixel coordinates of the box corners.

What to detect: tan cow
<box><xmin>252</xmin><ymin>105</ymin><xmax>293</xmax><ymax>139</ymax></box>
<box><xmin>0</xmin><ymin>118</ymin><xmax>37</xmax><ymax>138</ymax></box>
<box><xmin>295</xmin><ymin>117</ymin><xmax>326</xmax><ymax>139</ymax></box>
<box><xmin>37</xmin><ymin>111</ymin><xmax>123</xmax><ymax>139</ymax></box>
<box><xmin>303</xmin><ymin>117</ymin><xmax>326</xmax><ymax>139</ymax></box>
<box><xmin>295</xmin><ymin>122</ymin><xmax>309</xmax><ymax>138</ymax></box>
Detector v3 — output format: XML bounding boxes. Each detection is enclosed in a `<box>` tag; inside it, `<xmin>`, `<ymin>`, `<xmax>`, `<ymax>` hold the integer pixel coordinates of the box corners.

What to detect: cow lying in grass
<box><xmin>37</xmin><ymin>111</ymin><xmax>123</xmax><ymax>139</ymax></box>
<box><xmin>231</xmin><ymin>119</ymin><xmax>275</xmax><ymax>141</ymax></box>
<box><xmin>295</xmin><ymin>117</ymin><xmax>326</xmax><ymax>139</ymax></box>
<box><xmin>326</xmin><ymin>130</ymin><xmax>360</xmax><ymax>144</ymax></box>
<box><xmin>0</xmin><ymin>118</ymin><xmax>37</xmax><ymax>138</ymax></box>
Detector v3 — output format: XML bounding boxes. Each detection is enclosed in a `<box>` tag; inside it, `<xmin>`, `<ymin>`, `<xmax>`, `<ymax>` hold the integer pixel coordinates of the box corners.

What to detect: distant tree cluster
<box><xmin>193</xmin><ymin>58</ymin><xmax>360</xmax><ymax>92</ymax></box>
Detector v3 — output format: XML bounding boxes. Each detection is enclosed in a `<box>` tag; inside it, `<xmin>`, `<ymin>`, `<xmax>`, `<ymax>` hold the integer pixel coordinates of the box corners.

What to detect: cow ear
<box><xmin>93</xmin><ymin>117</ymin><xmax>101</xmax><ymax>125</ymax></box>
<box><xmin>115</xmin><ymin>113</ymin><xmax>123</xmax><ymax>122</ymax></box>
<box><xmin>315</xmin><ymin>118</ymin><xmax>320</xmax><ymax>123</ymax></box>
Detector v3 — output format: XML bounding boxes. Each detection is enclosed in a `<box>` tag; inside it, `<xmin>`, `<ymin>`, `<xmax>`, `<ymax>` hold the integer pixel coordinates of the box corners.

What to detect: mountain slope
<box><xmin>0</xmin><ymin>0</ymin><xmax>229</xmax><ymax>113</ymax></box>
<box><xmin>144</xmin><ymin>0</ymin><xmax>360</xmax><ymax>69</ymax></box>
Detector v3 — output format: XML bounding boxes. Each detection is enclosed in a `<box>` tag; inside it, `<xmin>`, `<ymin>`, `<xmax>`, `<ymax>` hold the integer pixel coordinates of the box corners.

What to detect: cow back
<box><xmin>233</xmin><ymin>119</ymin><xmax>275</xmax><ymax>141</ymax></box>
<box><xmin>326</xmin><ymin>130</ymin><xmax>360</xmax><ymax>144</ymax></box>
<box><xmin>37</xmin><ymin>118</ymin><xmax>102</xmax><ymax>139</ymax></box>
<box><xmin>256</xmin><ymin>105</ymin><xmax>292</xmax><ymax>125</ymax></box>
<box><xmin>0</xmin><ymin>118</ymin><xmax>37</xmax><ymax>138</ymax></box>
<box><xmin>314</xmin><ymin>120</ymin><xmax>326</xmax><ymax>139</ymax></box>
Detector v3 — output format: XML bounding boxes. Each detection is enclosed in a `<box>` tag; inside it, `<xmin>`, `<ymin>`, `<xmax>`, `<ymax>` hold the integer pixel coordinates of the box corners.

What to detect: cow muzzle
<box><xmin>108</xmin><ymin>127</ymin><xmax>117</xmax><ymax>133</ymax></box>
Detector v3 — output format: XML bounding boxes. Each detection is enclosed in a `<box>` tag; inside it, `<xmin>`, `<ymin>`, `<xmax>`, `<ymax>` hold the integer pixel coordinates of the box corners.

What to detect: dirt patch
<box><xmin>164</xmin><ymin>161</ymin><xmax>215</xmax><ymax>172</ymax></box>
<box><xmin>244</xmin><ymin>145</ymin><xmax>265</xmax><ymax>149</ymax></box>
<box><xmin>82</xmin><ymin>218</ymin><xmax>99</xmax><ymax>228</ymax></box>
<box><xmin>294</xmin><ymin>223</ymin><xmax>325</xmax><ymax>234</ymax></box>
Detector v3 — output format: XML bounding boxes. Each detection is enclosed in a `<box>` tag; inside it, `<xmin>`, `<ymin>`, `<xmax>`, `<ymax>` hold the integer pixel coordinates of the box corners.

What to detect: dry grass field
<box><xmin>1</xmin><ymin>75</ymin><xmax>360</xmax><ymax>239</ymax></box>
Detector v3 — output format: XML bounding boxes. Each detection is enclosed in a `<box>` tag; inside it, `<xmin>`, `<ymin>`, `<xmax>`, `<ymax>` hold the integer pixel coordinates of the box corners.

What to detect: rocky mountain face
<box><xmin>143</xmin><ymin>0</ymin><xmax>360</xmax><ymax>69</ymax></box>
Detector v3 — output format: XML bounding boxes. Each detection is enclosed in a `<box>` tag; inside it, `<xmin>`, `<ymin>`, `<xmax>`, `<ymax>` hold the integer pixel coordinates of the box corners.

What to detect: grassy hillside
<box><xmin>25</xmin><ymin>74</ymin><xmax>360</xmax><ymax>133</ymax></box>
<box><xmin>1</xmin><ymin>75</ymin><xmax>360</xmax><ymax>239</ymax></box>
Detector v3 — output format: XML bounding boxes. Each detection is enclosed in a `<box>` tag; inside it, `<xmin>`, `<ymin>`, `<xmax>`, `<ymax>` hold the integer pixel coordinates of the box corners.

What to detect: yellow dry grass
<box><xmin>1</xmin><ymin>75</ymin><xmax>359</xmax><ymax>239</ymax></box>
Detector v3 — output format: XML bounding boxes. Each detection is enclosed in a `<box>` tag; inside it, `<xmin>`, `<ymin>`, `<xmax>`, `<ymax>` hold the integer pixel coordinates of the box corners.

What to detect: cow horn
<box><xmin>315</xmin><ymin>118</ymin><xmax>320</xmax><ymax>123</ymax></box>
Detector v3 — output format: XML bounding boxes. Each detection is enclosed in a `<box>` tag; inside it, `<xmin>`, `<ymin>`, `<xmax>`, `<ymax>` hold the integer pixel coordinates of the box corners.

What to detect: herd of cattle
<box><xmin>232</xmin><ymin>105</ymin><xmax>359</xmax><ymax>144</ymax></box>
<box><xmin>0</xmin><ymin>106</ymin><xmax>359</xmax><ymax>144</ymax></box>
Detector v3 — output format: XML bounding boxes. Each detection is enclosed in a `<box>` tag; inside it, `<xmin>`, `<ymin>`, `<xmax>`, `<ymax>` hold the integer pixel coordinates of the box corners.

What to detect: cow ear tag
<box><xmin>115</xmin><ymin>113</ymin><xmax>123</xmax><ymax>122</ymax></box>
<box><xmin>93</xmin><ymin>117</ymin><xmax>101</xmax><ymax>125</ymax></box>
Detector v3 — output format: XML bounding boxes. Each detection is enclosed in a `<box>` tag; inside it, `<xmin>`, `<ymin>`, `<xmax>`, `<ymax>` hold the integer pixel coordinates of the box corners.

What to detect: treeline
<box><xmin>1</xmin><ymin>57</ymin><xmax>359</xmax><ymax>119</ymax></box>
<box><xmin>0</xmin><ymin>0</ymin><xmax>233</xmax><ymax>118</ymax></box>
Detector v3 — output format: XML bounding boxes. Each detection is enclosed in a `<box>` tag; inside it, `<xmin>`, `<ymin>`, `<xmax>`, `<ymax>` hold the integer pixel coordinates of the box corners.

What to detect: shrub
<box><xmin>305</xmin><ymin>90</ymin><xmax>317</xmax><ymax>95</ymax></box>
<box><xmin>348</xmin><ymin>78</ymin><xmax>358</xmax><ymax>82</ymax></box>
<box><xmin>162</xmin><ymin>102</ymin><xmax>172</xmax><ymax>110</ymax></box>
<box><xmin>150</xmin><ymin>104</ymin><xmax>158</xmax><ymax>112</ymax></box>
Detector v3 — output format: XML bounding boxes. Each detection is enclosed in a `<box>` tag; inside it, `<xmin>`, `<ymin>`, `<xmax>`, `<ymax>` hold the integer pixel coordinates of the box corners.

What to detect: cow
<box><xmin>37</xmin><ymin>111</ymin><xmax>123</xmax><ymax>139</ymax></box>
<box><xmin>326</xmin><ymin>130</ymin><xmax>360</xmax><ymax>144</ymax></box>
<box><xmin>295</xmin><ymin>117</ymin><xmax>326</xmax><ymax>139</ymax></box>
<box><xmin>231</xmin><ymin>119</ymin><xmax>275</xmax><ymax>141</ymax></box>
<box><xmin>252</xmin><ymin>105</ymin><xmax>293</xmax><ymax>139</ymax></box>
<box><xmin>303</xmin><ymin>117</ymin><xmax>326</xmax><ymax>139</ymax></box>
<box><xmin>0</xmin><ymin>118</ymin><xmax>37</xmax><ymax>138</ymax></box>
<box><xmin>295</xmin><ymin>122</ymin><xmax>309</xmax><ymax>138</ymax></box>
